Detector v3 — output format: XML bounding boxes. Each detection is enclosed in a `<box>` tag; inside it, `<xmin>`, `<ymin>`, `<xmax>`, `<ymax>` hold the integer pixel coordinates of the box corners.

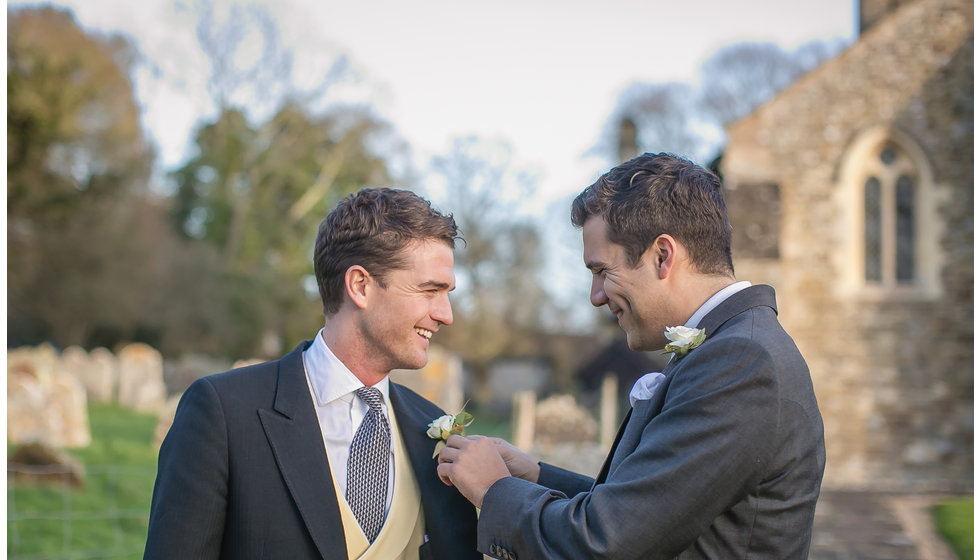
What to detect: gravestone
<box><xmin>63</xmin><ymin>346</ymin><xmax>117</xmax><ymax>404</ymax></box>
<box><xmin>7</xmin><ymin>346</ymin><xmax>91</xmax><ymax>447</ymax></box>
<box><xmin>117</xmin><ymin>343</ymin><xmax>167</xmax><ymax>414</ymax></box>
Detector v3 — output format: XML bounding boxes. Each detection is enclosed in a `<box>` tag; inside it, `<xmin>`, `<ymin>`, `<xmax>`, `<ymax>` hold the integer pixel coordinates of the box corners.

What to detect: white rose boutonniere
<box><xmin>662</xmin><ymin>326</ymin><xmax>706</xmax><ymax>358</ymax></box>
<box><xmin>426</xmin><ymin>407</ymin><xmax>474</xmax><ymax>458</ymax></box>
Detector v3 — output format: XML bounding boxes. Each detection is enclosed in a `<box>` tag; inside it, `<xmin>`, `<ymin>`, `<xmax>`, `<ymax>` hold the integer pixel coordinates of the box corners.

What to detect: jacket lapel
<box><xmin>258</xmin><ymin>341</ymin><xmax>346</xmax><ymax>559</ymax></box>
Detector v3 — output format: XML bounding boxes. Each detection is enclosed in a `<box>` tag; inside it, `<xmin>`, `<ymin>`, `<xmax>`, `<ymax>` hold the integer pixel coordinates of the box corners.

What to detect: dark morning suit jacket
<box><xmin>143</xmin><ymin>341</ymin><xmax>480</xmax><ymax>560</ymax></box>
<box><xmin>478</xmin><ymin>285</ymin><xmax>826</xmax><ymax>560</ymax></box>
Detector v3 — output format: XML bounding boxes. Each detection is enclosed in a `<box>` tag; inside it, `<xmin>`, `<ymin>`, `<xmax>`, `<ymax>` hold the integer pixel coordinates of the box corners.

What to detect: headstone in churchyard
<box><xmin>7</xmin><ymin>347</ymin><xmax>92</xmax><ymax>447</ymax></box>
<box><xmin>8</xmin><ymin>367</ymin><xmax>50</xmax><ymax>445</ymax></box>
<box><xmin>62</xmin><ymin>345</ymin><xmax>116</xmax><ymax>404</ymax></box>
<box><xmin>47</xmin><ymin>373</ymin><xmax>91</xmax><ymax>447</ymax></box>
<box><xmin>117</xmin><ymin>343</ymin><xmax>167</xmax><ymax>414</ymax></box>
<box><xmin>390</xmin><ymin>345</ymin><xmax>463</xmax><ymax>414</ymax></box>
<box><xmin>8</xmin><ymin>343</ymin><xmax>59</xmax><ymax>381</ymax></box>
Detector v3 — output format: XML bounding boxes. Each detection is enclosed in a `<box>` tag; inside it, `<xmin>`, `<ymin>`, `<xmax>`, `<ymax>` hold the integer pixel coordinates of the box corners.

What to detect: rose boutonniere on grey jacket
<box><xmin>662</xmin><ymin>326</ymin><xmax>706</xmax><ymax>358</ymax></box>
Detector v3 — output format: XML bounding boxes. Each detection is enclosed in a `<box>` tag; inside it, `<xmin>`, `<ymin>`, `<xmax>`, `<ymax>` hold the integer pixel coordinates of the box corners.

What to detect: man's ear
<box><xmin>345</xmin><ymin>266</ymin><xmax>371</xmax><ymax>309</ymax></box>
<box><xmin>650</xmin><ymin>234</ymin><xmax>677</xmax><ymax>279</ymax></box>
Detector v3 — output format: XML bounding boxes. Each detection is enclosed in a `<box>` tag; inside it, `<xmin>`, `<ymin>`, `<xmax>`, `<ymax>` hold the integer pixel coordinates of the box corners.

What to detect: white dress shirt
<box><xmin>629</xmin><ymin>281</ymin><xmax>752</xmax><ymax>407</ymax></box>
<box><xmin>302</xmin><ymin>329</ymin><xmax>395</xmax><ymax>515</ymax></box>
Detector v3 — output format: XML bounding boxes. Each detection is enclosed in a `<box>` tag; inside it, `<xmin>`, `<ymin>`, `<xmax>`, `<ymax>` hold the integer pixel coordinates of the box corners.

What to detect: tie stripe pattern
<box><xmin>346</xmin><ymin>386</ymin><xmax>391</xmax><ymax>543</ymax></box>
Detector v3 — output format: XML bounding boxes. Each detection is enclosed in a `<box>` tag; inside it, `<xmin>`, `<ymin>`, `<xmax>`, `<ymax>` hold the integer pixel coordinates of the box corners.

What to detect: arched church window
<box><xmin>860</xmin><ymin>142</ymin><xmax>918</xmax><ymax>287</ymax></box>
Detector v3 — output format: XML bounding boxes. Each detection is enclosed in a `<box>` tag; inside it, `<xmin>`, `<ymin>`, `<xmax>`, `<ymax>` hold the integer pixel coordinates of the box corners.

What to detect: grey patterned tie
<box><xmin>346</xmin><ymin>386</ymin><xmax>391</xmax><ymax>542</ymax></box>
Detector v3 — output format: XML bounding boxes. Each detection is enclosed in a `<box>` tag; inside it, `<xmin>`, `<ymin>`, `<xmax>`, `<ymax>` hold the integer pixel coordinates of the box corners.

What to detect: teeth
<box><xmin>414</xmin><ymin>328</ymin><xmax>433</xmax><ymax>339</ymax></box>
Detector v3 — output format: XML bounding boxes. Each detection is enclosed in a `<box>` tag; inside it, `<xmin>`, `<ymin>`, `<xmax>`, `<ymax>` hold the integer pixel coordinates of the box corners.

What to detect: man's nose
<box><xmin>433</xmin><ymin>293</ymin><xmax>453</xmax><ymax>325</ymax></box>
<box><xmin>590</xmin><ymin>277</ymin><xmax>608</xmax><ymax>308</ymax></box>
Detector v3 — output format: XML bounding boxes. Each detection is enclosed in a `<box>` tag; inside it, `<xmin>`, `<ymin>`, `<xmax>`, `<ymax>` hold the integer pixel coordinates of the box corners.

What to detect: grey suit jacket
<box><xmin>478</xmin><ymin>285</ymin><xmax>825</xmax><ymax>560</ymax></box>
<box><xmin>144</xmin><ymin>341</ymin><xmax>480</xmax><ymax>560</ymax></box>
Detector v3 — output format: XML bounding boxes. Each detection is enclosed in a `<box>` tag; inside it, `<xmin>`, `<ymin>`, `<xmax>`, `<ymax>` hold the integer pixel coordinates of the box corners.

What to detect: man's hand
<box><xmin>486</xmin><ymin>437</ymin><xmax>540</xmax><ymax>483</ymax></box>
<box><xmin>436</xmin><ymin>435</ymin><xmax>510</xmax><ymax>509</ymax></box>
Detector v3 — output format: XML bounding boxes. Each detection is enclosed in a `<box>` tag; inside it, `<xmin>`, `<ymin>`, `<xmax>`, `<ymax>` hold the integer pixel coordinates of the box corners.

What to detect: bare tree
<box><xmin>597</xmin><ymin>39</ymin><xmax>847</xmax><ymax>166</ymax></box>
<box><xmin>427</xmin><ymin>137</ymin><xmax>559</xmax><ymax>386</ymax></box>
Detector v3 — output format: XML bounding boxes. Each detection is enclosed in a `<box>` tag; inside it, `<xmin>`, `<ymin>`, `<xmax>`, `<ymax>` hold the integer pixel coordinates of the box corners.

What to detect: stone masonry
<box><xmin>722</xmin><ymin>0</ymin><xmax>972</xmax><ymax>490</ymax></box>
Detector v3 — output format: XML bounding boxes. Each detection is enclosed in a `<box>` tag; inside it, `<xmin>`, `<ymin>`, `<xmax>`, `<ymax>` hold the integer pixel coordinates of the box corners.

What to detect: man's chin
<box><xmin>405</xmin><ymin>353</ymin><xmax>429</xmax><ymax>371</ymax></box>
<box><xmin>624</xmin><ymin>333</ymin><xmax>655</xmax><ymax>353</ymax></box>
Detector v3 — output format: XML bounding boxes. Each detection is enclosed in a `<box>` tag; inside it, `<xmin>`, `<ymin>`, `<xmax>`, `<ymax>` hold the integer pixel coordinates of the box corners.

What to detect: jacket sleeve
<box><xmin>537</xmin><ymin>462</ymin><xmax>595</xmax><ymax>497</ymax></box>
<box><xmin>144</xmin><ymin>377</ymin><xmax>229</xmax><ymax>559</ymax></box>
<box><xmin>477</xmin><ymin>335</ymin><xmax>780</xmax><ymax>560</ymax></box>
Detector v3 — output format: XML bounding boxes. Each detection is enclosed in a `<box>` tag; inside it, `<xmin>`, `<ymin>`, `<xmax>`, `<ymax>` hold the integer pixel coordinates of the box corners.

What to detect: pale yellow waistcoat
<box><xmin>330</xmin><ymin>403</ymin><xmax>427</xmax><ymax>560</ymax></box>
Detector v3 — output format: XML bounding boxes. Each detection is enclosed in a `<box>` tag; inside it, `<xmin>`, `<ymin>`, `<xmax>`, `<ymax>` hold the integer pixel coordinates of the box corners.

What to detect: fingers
<box><xmin>436</xmin><ymin>462</ymin><xmax>454</xmax><ymax>486</ymax></box>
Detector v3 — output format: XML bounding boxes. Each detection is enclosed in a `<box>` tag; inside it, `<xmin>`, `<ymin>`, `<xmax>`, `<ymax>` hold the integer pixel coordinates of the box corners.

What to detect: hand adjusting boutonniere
<box><xmin>426</xmin><ymin>406</ymin><xmax>474</xmax><ymax>458</ymax></box>
<box><xmin>662</xmin><ymin>325</ymin><xmax>706</xmax><ymax>358</ymax></box>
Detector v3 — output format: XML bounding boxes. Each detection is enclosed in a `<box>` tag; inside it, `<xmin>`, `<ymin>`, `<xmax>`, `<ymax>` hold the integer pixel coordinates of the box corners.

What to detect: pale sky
<box><xmin>11</xmin><ymin>0</ymin><xmax>857</xmax><ymax>318</ymax></box>
<box><xmin>14</xmin><ymin>0</ymin><xmax>856</xmax><ymax>202</ymax></box>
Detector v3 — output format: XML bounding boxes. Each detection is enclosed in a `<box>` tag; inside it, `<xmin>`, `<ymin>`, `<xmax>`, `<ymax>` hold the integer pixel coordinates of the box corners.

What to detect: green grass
<box><xmin>934</xmin><ymin>498</ymin><xmax>973</xmax><ymax>560</ymax></box>
<box><xmin>464</xmin><ymin>404</ymin><xmax>512</xmax><ymax>441</ymax></box>
<box><xmin>8</xmin><ymin>403</ymin><xmax>159</xmax><ymax>560</ymax></box>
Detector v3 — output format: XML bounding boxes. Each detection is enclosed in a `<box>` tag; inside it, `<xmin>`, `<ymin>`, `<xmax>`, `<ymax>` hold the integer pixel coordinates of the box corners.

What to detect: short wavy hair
<box><xmin>314</xmin><ymin>188</ymin><xmax>460</xmax><ymax>315</ymax></box>
<box><xmin>571</xmin><ymin>152</ymin><xmax>733</xmax><ymax>276</ymax></box>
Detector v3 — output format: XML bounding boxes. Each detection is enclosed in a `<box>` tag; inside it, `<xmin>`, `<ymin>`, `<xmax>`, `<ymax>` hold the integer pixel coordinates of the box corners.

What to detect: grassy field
<box><xmin>934</xmin><ymin>498</ymin><xmax>974</xmax><ymax>560</ymax></box>
<box><xmin>7</xmin><ymin>404</ymin><xmax>158</xmax><ymax>560</ymax></box>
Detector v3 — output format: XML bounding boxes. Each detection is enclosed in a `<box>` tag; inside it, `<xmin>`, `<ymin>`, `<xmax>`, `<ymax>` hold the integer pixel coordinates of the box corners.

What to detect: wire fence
<box><xmin>8</xmin><ymin>463</ymin><xmax>156</xmax><ymax>560</ymax></box>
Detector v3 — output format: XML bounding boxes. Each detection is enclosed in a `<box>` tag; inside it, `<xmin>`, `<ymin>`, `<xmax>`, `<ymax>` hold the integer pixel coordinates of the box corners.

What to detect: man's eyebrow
<box><xmin>419</xmin><ymin>280</ymin><xmax>454</xmax><ymax>291</ymax></box>
<box><xmin>585</xmin><ymin>260</ymin><xmax>606</xmax><ymax>272</ymax></box>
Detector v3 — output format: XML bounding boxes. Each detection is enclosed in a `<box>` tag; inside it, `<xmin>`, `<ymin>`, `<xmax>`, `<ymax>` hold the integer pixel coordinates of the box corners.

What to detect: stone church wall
<box><xmin>722</xmin><ymin>0</ymin><xmax>972</xmax><ymax>490</ymax></box>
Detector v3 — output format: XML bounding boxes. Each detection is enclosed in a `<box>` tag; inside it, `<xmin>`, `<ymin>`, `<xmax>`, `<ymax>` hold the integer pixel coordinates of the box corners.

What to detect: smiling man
<box><xmin>145</xmin><ymin>188</ymin><xmax>480</xmax><ymax>560</ymax></box>
<box><xmin>438</xmin><ymin>153</ymin><xmax>825</xmax><ymax>559</ymax></box>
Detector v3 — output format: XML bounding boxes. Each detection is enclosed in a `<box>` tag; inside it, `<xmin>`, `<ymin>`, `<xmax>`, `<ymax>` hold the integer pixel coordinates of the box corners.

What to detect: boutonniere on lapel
<box><xmin>426</xmin><ymin>406</ymin><xmax>474</xmax><ymax>458</ymax></box>
<box><xmin>662</xmin><ymin>326</ymin><xmax>706</xmax><ymax>358</ymax></box>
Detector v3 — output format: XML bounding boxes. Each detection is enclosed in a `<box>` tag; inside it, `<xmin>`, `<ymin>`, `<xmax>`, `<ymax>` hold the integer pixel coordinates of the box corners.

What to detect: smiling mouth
<box><xmin>414</xmin><ymin>327</ymin><xmax>433</xmax><ymax>340</ymax></box>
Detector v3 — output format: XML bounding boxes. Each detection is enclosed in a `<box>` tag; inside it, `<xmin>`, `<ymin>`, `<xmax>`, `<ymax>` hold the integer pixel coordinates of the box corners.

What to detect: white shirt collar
<box><xmin>684</xmin><ymin>280</ymin><xmax>752</xmax><ymax>329</ymax></box>
<box><xmin>304</xmin><ymin>328</ymin><xmax>390</xmax><ymax>406</ymax></box>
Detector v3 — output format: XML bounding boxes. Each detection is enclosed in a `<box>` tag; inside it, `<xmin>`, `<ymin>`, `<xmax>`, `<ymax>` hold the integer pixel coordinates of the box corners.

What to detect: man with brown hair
<box><xmin>146</xmin><ymin>188</ymin><xmax>480</xmax><ymax>559</ymax></box>
<box><xmin>438</xmin><ymin>153</ymin><xmax>825</xmax><ymax>559</ymax></box>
